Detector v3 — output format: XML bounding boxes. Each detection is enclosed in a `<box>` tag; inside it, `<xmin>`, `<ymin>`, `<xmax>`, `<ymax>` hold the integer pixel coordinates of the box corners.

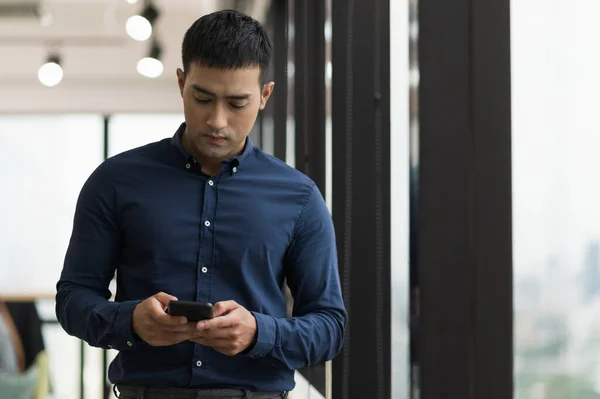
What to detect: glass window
<box><xmin>0</xmin><ymin>114</ymin><xmax>104</xmax><ymax>295</ymax></box>
<box><xmin>512</xmin><ymin>1</ymin><xmax>600</xmax><ymax>398</ymax></box>
<box><xmin>0</xmin><ymin>115</ymin><xmax>104</xmax><ymax>399</ymax></box>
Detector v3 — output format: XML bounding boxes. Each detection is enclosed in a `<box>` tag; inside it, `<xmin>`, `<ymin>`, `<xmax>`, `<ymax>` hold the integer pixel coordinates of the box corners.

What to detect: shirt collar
<box><xmin>171</xmin><ymin>122</ymin><xmax>254</xmax><ymax>168</ymax></box>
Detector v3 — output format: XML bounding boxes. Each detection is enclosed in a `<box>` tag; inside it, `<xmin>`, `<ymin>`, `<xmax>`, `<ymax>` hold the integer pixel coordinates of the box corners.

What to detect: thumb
<box><xmin>213</xmin><ymin>300</ymin><xmax>240</xmax><ymax>317</ymax></box>
<box><xmin>153</xmin><ymin>292</ymin><xmax>178</xmax><ymax>308</ymax></box>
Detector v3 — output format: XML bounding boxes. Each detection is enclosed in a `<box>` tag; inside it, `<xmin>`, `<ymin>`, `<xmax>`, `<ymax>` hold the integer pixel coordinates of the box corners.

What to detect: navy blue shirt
<box><xmin>56</xmin><ymin>124</ymin><xmax>346</xmax><ymax>392</ymax></box>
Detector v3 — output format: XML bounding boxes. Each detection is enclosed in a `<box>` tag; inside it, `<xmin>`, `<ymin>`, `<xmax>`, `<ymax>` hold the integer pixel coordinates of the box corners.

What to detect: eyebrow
<box><xmin>191</xmin><ymin>84</ymin><xmax>251</xmax><ymax>100</ymax></box>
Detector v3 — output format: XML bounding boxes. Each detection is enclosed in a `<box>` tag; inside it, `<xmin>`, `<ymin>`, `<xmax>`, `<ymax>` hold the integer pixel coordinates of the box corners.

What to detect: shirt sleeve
<box><xmin>55</xmin><ymin>163</ymin><xmax>143</xmax><ymax>351</ymax></box>
<box><xmin>244</xmin><ymin>182</ymin><xmax>347</xmax><ymax>369</ymax></box>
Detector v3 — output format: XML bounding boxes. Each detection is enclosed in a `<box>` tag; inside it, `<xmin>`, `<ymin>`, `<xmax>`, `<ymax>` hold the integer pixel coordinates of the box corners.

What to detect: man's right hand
<box><xmin>132</xmin><ymin>292</ymin><xmax>202</xmax><ymax>347</ymax></box>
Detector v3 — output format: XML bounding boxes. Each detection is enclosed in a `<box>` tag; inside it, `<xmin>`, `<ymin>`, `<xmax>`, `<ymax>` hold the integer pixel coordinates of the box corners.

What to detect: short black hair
<box><xmin>181</xmin><ymin>9</ymin><xmax>273</xmax><ymax>81</ymax></box>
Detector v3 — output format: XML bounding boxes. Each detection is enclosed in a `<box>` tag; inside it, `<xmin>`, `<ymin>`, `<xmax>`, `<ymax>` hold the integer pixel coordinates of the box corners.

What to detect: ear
<box><xmin>176</xmin><ymin>68</ymin><xmax>185</xmax><ymax>97</ymax></box>
<box><xmin>259</xmin><ymin>82</ymin><xmax>275</xmax><ymax>110</ymax></box>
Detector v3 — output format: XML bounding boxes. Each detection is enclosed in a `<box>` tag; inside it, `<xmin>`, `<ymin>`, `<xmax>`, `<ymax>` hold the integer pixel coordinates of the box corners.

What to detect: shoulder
<box><xmin>105</xmin><ymin>138</ymin><xmax>172</xmax><ymax>168</ymax></box>
<box><xmin>90</xmin><ymin>139</ymin><xmax>172</xmax><ymax>180</ymax></box>
<box><xmin>249</xmin><ymin>148</ymin><xmax>328</xmax><ymax>219</ymax></box>
<box><xmin>80</xmin><ymin>139</ymin><xmax>172</xmax><ymax>198</ymax></box>
<box><xmin>250</xmin><ymin>147</ymin><xmax>315</xmax><ymax>193</ymax></box>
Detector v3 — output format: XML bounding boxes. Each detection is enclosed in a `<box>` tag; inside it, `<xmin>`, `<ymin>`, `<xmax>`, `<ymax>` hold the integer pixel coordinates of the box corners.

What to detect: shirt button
<box><xmin>196</xmin><ymin>360</ymin><xmax>203</xmax><ymax>367</ymax></box>
<box><xmin>232</xmin><ymin>167</ymin><xmax>237</xmax><ymax>173</ymax></box>
<box><xmin>201</xmin><ymin>267</ymin><xmax>208</xmax><ymax>273</ymax></box>
<box><xmin>126</xmin><ymin>341</ymin><xmax>132</xmax><ymax>347</ymax></box>
<box><xmin>185</xmin><ymin>163</ymin><xmax>191</xmax><ymax>169</ymax></box>
<box><xmin>204</xmin><ymin>221</ymin><xmax>210</xmax><ymax>227</ymax></box>
<box><xmin>208</xmin><ymin>180</ymin><xmax>214</xmax><ymax>186</ymax></box>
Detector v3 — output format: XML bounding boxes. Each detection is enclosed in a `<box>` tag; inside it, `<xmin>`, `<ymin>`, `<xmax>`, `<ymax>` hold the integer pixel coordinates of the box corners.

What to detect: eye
<box><xmin>229</xmin><ymin>103</ymin><xmax>247</xmax><ymax>110</ymax></box>
<box><xmin>194</xmin><ymin>98</ymin><xmax>211</xmax><ymax>104</ymax></box>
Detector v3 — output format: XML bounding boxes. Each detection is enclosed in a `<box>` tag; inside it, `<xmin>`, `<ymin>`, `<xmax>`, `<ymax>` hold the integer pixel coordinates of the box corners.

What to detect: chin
<box><xmin>202</xmin><ymin>148</ymin><xmax>230</xmax><ymax>160</ymax></box>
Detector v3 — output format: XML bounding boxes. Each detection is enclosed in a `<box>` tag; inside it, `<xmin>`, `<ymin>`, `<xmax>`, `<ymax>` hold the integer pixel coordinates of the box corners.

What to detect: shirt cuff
<box><xmin>245</xmin><ymin>311</ymin><xmax>276</xmax><ymax>358</ymax></box>
<box><xmin>111</xmin><ymin>300</ymin><xmax>144</xmax><ymax>351</ymax></box>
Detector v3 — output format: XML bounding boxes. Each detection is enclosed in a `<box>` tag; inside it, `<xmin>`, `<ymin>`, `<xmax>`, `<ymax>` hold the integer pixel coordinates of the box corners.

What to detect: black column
<box><xmin>294</xmin><ymin>0</ymin><xmax>326</xmax><ymax>196</ymax></box>
<box><xmin>331</xmin><ymin>0</ymin><xmax>391</xmax><ymax>398</ymax></box>
<box><xmin>292</xmin><ymin>0</ymin><xmax>328</xmax><ymax>394</ymax></box>
<box><xmin>417</xmin><ymin>0</ymin><xmax>512</xmax><ymax>398</ymax></box>
<box><xmin>270</xmin><ymin>0</ymin><xmax>288</xmax><ymax>161</ymax></box>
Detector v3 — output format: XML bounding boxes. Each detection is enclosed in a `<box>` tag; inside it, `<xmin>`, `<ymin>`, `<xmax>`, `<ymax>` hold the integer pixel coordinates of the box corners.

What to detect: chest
<box><xmin>118</xmin><ymin>176</ymin><xmax>301</xmax><ymax>262</ymax></box>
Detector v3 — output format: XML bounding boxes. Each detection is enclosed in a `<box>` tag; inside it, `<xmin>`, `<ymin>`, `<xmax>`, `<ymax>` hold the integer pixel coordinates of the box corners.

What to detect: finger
<box><xmin>194</xmin><ymin>326</ymin><xmax>237</xmax><ymax>340</ymax></box>
<box><xmin>154</xmin><ymin>292</ymin><xmax>178</xmax><ymax>307</ymax></box>
<box><xmin>212</xmin><ymin>300</ymin><xmax>239</xmax><ymax>317</ymax></box>
<box><xmin>149</xmin><ymin>300</ymin><xmax>187</xmax><ymax>326</ymax></box>
<box><xmin>200</xmin><ymin>313</ymin><xmax>237</xmax><ymax>330</ymax></box>
<box><xmin>162</xmin><ymin>322</ymin><xmax>203</xmax><ymax>334</ymax></box>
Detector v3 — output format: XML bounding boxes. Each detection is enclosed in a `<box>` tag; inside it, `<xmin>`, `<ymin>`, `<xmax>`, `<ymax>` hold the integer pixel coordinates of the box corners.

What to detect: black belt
<box><xmin>115</xmin><ymin>384</ymin><xmax>288</xmax><ymax>399</ymax></box>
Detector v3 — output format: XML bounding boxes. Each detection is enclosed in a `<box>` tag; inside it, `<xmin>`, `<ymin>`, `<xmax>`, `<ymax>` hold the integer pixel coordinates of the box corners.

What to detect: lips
<box><xmin>206</xmin><ymin>135</ymin><xmax>226</xmax><ymax>145</ymax></box>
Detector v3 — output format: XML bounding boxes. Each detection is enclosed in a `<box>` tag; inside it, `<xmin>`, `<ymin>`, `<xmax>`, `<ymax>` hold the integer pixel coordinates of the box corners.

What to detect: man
<box><xmin>55</xmin><ymin>9</ymin><xmax>346</xmax><ymax>399</ymax></box>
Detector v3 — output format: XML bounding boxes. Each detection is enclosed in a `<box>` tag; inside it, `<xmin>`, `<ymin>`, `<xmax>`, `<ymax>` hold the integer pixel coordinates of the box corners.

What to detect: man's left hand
<box><xmin>189</xmin><ymin>300</ymin><xmax>257</xmax><ymax>356</ymax></box>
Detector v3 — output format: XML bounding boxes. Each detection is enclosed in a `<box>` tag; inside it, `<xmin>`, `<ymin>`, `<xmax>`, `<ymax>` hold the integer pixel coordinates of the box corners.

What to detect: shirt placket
<box><xmin>191</xmin><ymin>164</ymin><xmax>218</xmax><ymax>378</ymax></box>
<box><xmin>197</xmin><ymin>175</ymin><xmax>216</xmax><ymax>303</ymax></box>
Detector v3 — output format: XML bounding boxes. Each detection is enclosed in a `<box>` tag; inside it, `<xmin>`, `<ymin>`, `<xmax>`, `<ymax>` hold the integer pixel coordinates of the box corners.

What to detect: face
<box><xmin>177</xmin><ymin>64</ymin><xmax>274</xmax><ymax>166</ymax></box>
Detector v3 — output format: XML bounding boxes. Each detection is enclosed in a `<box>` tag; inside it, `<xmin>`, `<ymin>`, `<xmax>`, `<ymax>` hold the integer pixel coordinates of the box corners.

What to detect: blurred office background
<box><xmin>1</xmin><ymin>0</ymin><xmax>600</xmax><ymax>398</ymax></box>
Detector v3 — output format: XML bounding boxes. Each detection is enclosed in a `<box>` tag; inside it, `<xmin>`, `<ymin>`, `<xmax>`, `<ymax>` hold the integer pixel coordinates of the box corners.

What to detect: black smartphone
<box><xmin>167</xmin><ymin>300</ymin><xmax>214</xmax><ymax>322</ymax></box>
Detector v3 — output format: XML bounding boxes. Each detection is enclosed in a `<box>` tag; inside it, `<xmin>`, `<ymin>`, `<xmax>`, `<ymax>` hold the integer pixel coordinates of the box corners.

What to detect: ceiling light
<box><xmin>38</xmin><ymin>55</ymin><xmax>63</xmax><ymax>87</ymax></box>
<box><xmin>126</xmin><ymin>15</ymin><xmax>151</xmax><ymax>41</ymax></box>
<box><xmin>137</xmin><ymin>40</ymin><xmax>163</xmax><ymax>78</ymax></box>
<box><xmin>126</xmin><ymin>2</ymin><xmax>159</xmax><ymax>41</ymax></box>
<box><xmin>39</xmin><ymin>12</ymin><xmax>53</xmax><ymax>27</ymax></box>
<box><xmin>37</xmin><ymin>6</ymin><xmax>54</xmax><ymax>27</ymax></box>
<box><xmin>126</xmin><ymin>0</ymin><xmax>139</xmax><ymax>4</ymax></box>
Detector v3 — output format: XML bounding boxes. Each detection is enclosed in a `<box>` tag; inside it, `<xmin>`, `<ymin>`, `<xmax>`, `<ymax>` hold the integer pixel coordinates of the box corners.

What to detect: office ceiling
<box><xmin>0</xmin><ymin>0</ymin><xmax>270</xmax><ymax>91</ymax></box>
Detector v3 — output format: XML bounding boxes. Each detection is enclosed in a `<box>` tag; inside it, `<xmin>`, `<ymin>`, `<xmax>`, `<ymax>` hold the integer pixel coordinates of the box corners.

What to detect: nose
<box><xmin>206</xmin><ymin>103</ymin><xmax>228</xmax><ymax>131</ymax></box>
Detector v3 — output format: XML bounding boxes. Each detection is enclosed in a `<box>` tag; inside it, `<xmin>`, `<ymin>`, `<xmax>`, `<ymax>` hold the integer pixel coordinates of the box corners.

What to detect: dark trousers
<box><xmin>114</xmin><ymin>384</ymin><xmax>289</xmax><ymax>399</ymax></box>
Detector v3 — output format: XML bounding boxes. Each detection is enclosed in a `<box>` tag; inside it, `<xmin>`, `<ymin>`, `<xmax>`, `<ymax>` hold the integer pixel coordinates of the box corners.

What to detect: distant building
<box><xmin>582</xmin><ymin>242</ymin><xmax>600</xmax><ymax>300</ymax></box>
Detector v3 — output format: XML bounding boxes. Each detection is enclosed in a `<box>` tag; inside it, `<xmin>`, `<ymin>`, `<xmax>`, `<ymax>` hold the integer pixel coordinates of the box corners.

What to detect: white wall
<box><xmin>0</xmin><ymin>80</ymin><xmax>183</xmax><ymax>114</ymax></box>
